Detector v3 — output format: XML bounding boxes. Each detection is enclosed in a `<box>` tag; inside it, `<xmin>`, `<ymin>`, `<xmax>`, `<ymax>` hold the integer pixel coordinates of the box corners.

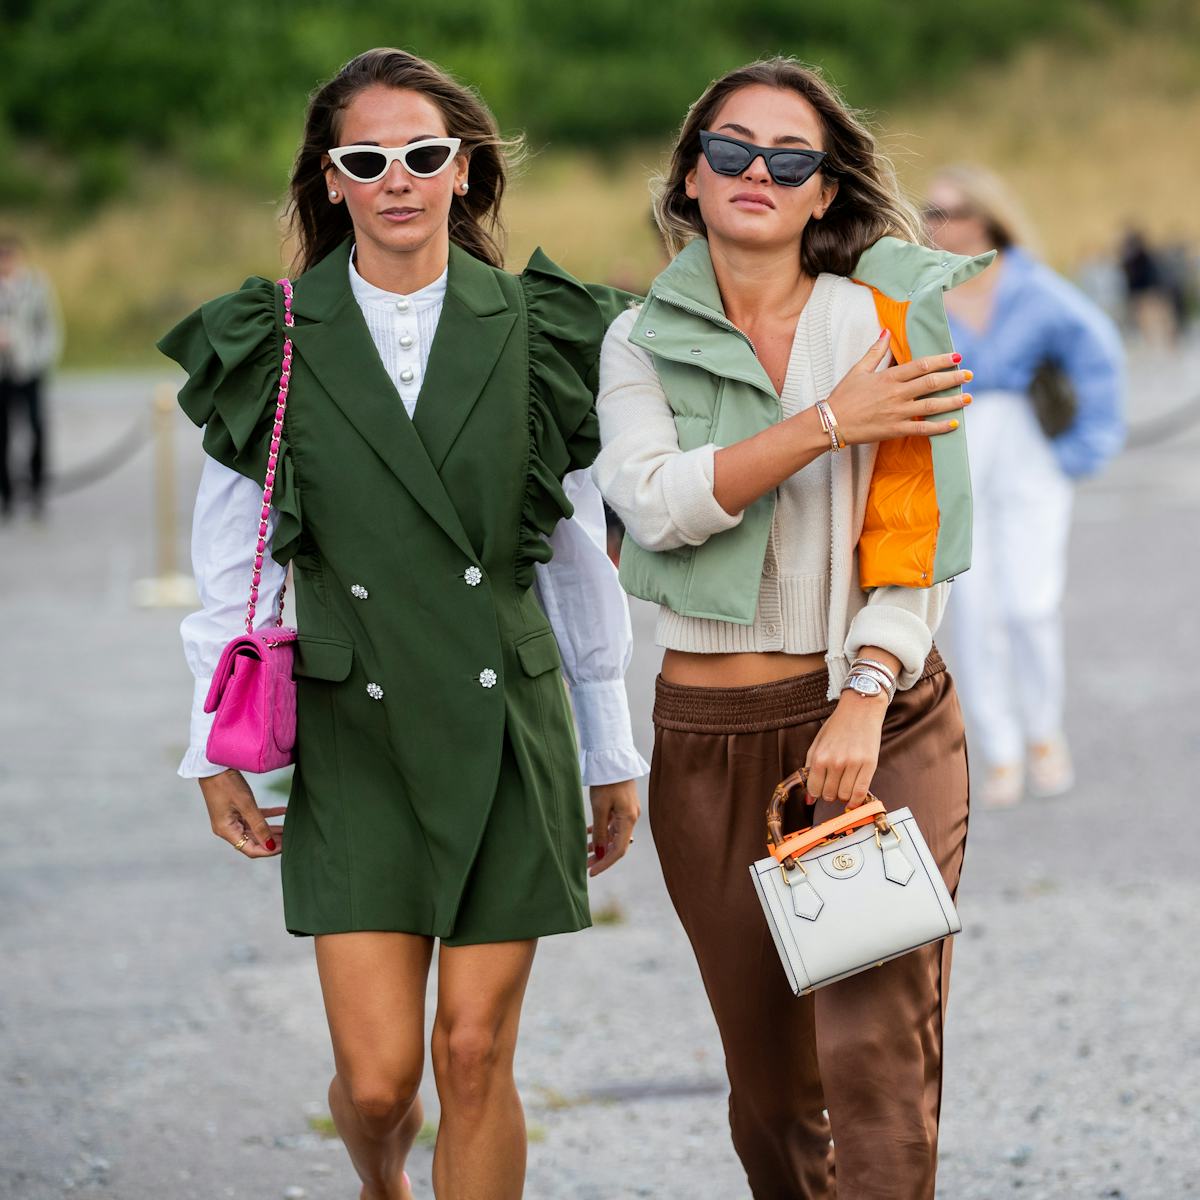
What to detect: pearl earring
<box><xmin>461</xmin><ymin>182</ymin><xmax>469</xmax><ymax>194</ymax></box>
<box><xmin>330</xmin><ymin>190</ymin><xmax>338</xmax><ymax>199</ymax></box>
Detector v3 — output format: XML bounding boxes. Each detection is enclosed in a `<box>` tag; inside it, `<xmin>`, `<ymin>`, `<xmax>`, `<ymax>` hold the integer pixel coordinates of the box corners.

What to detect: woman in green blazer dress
<box><xmin>158</xmin><ymin>49</ymin><xmax>645</xmax><ymax>1200</ymax></box>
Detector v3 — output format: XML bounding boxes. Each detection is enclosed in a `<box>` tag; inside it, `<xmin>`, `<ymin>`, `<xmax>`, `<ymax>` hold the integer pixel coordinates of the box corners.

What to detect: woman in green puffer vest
<box><xmin>595</xmin><ymin>58</ymin><xmax>979</xmax><ymax>1199</ymax></box>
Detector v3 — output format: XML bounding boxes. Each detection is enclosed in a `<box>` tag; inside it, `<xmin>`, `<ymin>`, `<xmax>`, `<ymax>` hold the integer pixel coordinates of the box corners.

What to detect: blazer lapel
<box><xmin>287</xmin><ymin>238</ymin><xmax>477</xmax><ymax>562</ymax></box>
<box><xmin>413</xmin><ymin>244</ymin><xmax>518</xmax><ymax>471</ymax></box>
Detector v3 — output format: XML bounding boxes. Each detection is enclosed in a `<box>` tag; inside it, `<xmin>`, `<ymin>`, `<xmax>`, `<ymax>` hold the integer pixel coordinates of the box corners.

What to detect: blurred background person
<box><xmin>1119</xmin><ymin>226</ymin><xmax>1178</xmax><ymax>346</ymax></box>
<box><xmin>923</xmin><ymin>165</ymin><xmax>1125</xmax><ymax>809</ymax></box>
<box><xmin>0</xmin><ymin>233</ymin><xmax>62</xmax><ymax>521</ymax></box>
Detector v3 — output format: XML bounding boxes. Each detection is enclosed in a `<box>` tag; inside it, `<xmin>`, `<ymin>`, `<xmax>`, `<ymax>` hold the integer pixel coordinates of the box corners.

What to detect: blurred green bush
<box><xmin>0</xmin><ymin>0</ymin><xmax>1146</xmax><ymax>208</ymax></box>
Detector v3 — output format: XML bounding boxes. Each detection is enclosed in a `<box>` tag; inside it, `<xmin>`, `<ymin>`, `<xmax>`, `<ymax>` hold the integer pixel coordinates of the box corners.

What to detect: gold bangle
<box><xmin>816</xmin><ymin>401</ymin><xmax>845</xmax><ymax>452</ymax></box>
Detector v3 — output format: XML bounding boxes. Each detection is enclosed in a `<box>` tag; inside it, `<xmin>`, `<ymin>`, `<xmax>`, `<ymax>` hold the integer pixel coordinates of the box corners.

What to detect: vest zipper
<box><xmin>654</xmin><ymin>293</ymin><xmax>759</xmax><ymax>358</ymax></box>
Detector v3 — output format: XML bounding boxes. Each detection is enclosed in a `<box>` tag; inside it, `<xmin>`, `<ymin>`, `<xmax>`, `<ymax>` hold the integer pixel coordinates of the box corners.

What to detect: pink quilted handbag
<box><xmin>202</xmin><ymin>278</ymin><xmax>299</xmax><ymax>773</ymax></box>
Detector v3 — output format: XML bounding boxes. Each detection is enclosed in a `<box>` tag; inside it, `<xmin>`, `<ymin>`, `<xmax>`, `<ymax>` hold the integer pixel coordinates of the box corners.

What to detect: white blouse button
<box><xmin>350</xmin><ymin>584</ymin><xmax>369</xmax><ymax>599</ymax></box>
<box><xmin>395</xmin><ymin>298</ymin><xmax>410</xmax><ymax>312</ymax></box>
<box><xmin>399</xmin><ymin>367</ymin><xmax>415</xmax><ymax>383</ymax></box>
<box><xmin>478</xmin><ymin>668</ymin><xmax>498</xmax><ymax>689</ymax></box>
<box><xmin>399</xmin><ymin>333</ymin><xmax>415</xmax><ymax>349</ymax></box>
<box><xmin>366</xmin><ymin>682</ymin><xmax>384</xmax><ymax>700</ymax></box>
<box><xmin>464</xmin><ymin>566</ymin><xmax>483</xmax><ymax>587</ymax></box>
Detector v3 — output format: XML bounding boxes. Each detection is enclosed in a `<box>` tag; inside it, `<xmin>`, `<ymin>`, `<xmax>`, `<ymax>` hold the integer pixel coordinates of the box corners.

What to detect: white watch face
<box><xmin>851</xmin><ymin>675</ymin><xmax>882</xmax><ymax>696</ymax></box>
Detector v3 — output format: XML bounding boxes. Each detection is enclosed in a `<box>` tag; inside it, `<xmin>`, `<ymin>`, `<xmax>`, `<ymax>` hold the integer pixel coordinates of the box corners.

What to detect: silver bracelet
<box><xmin>850</xmin><ymin>657</ymin><xmax>898</xmax><ymax>688</ymax></box>
<box><xmin>852</xmin><ymin>664</ymin><xmax>897</xmax><ymax>697</ymax></box>
<box><xmin>841</xmin><ymin>665</ymin><xmax>897</xmax><ymax>703</ymax></box>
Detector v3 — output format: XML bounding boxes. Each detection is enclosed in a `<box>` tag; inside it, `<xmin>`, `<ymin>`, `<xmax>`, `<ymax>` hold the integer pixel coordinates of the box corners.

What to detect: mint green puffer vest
<box><xmin>616</xmin><ymin>237</ymin><xmax>994</xmax><ymax>623</ymax></box>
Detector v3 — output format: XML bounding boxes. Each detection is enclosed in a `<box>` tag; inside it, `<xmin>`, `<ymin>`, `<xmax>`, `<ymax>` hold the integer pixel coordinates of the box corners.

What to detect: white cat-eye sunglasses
<box><xmin>327</xmin><ymin>137</ymin><xmax>462</xmax><ymax>183</ymax></box>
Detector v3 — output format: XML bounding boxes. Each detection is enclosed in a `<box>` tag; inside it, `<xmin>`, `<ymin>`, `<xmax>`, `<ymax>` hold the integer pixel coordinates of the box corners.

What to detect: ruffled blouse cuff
<box><xmin>178</xmin><ymin>677</ymin><xmax>226</xmax><ymax>779</ymax></box>
<box><xmin>570</xmin><ymin>679</ymin><xmax>649</xmax><ymax>786</ymax></box>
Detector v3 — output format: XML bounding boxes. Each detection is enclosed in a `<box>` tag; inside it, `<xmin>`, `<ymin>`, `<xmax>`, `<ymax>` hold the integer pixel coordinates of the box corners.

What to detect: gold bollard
<box><xmin>132</xmin><ymin>382</ymin><xmax>199</xmax><ymax>607</ymax></box>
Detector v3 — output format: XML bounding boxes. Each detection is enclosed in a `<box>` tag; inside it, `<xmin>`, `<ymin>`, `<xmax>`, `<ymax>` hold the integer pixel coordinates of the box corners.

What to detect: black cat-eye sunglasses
<box><xmin>699</xmin><ymin>131</ymin><xmax>827</xmax><ymax>188</ymax></box>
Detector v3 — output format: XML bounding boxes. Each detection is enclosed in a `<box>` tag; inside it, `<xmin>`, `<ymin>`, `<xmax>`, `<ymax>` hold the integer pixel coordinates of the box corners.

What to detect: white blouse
<box><xmin>179</xmin><ymin>248</ymin><xmax>649</xmax><ymax>786</ymax></box>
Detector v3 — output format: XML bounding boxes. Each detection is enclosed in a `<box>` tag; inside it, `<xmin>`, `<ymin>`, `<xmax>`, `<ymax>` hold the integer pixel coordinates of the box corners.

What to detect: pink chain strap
<box><xmin>244</xmin><ymin>278</ymin><xmax>294</xmax><ymax>634</ymax></box>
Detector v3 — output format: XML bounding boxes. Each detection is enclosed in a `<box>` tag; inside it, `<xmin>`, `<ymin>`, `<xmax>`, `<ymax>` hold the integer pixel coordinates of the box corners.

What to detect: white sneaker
<box><xmin>1028</xmin><ymin>737</ymin><xmax>1075</xmax><ymax>797</ymax></box>
<box><xmin>980</xmin><ymin>763</ymin><xmax>1024</xmax><ymax>809</ymax></box>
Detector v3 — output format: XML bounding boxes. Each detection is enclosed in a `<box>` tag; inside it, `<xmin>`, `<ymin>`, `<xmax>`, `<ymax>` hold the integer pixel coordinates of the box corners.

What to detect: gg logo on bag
<box><xmin>819</xmin><ymin>843</ymin><xmax>865</xmax><ymax>880</ymax></box>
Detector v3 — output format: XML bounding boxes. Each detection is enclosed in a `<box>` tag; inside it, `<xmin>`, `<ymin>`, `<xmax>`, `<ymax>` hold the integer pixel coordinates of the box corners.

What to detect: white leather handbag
<box><xmin>749</xmin><ymin>769</ymin><xmax>961</xmax><ymax>996</ymax></box>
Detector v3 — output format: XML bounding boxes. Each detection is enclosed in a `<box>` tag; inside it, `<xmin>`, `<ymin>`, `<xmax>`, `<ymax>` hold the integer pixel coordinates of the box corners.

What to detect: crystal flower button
<box><xmin>350</xmin><ymin>584</ymin><xmax>369</xmax><ymax>599</ymax></box>
<box><xmin>366</xmin><ymin>682</ymin><xmax>384</xmax><ymax>700</ymax></box>
<box><xmin>478</xmin><ymin>668</ymin><xmax>498</xmax><ymax>689</ymax></box>
<box><xmin>464</xmin><ymin>566</ymin><xmax>483</xmax><ymax>587</ymax></box>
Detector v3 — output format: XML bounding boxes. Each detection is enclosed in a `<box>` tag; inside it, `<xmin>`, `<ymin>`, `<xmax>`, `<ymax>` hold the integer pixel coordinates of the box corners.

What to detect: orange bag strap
<box><xmin>766</xmin><ymin>768</ymin><xmax>889</xmax><ymax>870</ymax></box>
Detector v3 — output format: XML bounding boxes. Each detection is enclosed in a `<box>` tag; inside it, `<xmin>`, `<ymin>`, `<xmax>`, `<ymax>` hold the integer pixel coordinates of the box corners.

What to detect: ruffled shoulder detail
<box><xmin>516</xmin><ymin>248</ymin><xmax>636</xmax><ymax>587</ymax></box>
<box><xmin>157</xmin><ymin>277</ymin><xmax>302</xmax><ymax>565</ymax></box>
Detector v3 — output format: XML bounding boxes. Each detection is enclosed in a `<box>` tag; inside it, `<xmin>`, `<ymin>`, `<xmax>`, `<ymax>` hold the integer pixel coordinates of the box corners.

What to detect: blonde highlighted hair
<box><xmin>928</xmin><ymin>163</ymin><xmax>1040</xmax><ymax>254</ymax></box>
<box><xmin>653</xmin><ymin>57</ymin><xmax>924</xmax><ymax>275</ymax></box>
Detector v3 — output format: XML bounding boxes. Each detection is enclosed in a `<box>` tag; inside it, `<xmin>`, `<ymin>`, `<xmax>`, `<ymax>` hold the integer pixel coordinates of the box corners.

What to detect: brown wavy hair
<box><xmin>654</xmin><ymin>57</ymin><xmax>924</xmax><ymax>275</ymax></box>
<box><xmin>286</xmin><ymin>48</ymin><xmax>523</xmax><ymax>275</ymax></box>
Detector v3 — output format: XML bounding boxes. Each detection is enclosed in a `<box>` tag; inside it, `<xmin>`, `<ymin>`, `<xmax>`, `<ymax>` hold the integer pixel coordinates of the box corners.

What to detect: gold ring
<box><xmin>234</xmin><ymin>834</ymin><xmax>249</xmax><ymax>850</ymax></box>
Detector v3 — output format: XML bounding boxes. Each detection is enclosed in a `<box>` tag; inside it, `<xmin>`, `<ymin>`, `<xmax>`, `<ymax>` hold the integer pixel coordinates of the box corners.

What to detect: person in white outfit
<box><xmin>923</xmin><ymin>166</ymin><xmax>1126</xmax><ymax>807</ymax></box>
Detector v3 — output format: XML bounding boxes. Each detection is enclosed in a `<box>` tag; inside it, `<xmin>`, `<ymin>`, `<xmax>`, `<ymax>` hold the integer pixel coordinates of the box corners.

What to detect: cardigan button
<box><xmin>395</xmin><ymin>298</ymin><xmax>410</xmax><ymax>312</ymax></box>
<box><xmin>399</xmin><ymin>333</ymin><xmax>415</xmax><ymax>349</ymax></box>
<box><xmin>399</xmin><ymin>367</ymin><xmax>415</xmax><ymax>383</ymax></box>
<box><xmin>366</xmin><ymin>682</ymin><xmax>384</xmax><ymax>700</ymax></box>
<box><xmin>478</xmin><ymin>668</ymin><xmax>498</xmax><ymax>689</ymax></box>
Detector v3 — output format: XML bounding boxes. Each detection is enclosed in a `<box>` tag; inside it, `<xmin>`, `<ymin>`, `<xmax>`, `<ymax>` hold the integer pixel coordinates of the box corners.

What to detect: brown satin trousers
<box><xmin>650</xmin><ymin>649</ymin><xmax>969</xmax><ymax>1199</ymax></box>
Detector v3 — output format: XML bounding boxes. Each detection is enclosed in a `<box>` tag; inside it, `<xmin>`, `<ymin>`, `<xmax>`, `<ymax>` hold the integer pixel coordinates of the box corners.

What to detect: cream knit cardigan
<box><xmin>593</xmin><ymin>272</ymin><xmax>951</xmax><ymax>700</ymax></box>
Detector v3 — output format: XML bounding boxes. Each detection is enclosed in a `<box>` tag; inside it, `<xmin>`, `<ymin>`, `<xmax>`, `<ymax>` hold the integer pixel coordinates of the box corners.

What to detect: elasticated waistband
<box><xmin>652</xmin><ymin>647</ymin><xmax>945</xmax><ymax>735</ymax></box>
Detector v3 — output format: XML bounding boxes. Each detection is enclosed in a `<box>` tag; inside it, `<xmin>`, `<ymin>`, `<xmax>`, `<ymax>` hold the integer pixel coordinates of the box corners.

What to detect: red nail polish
<box><xmin>265</xmin><ymin>838</ymin><xmax>276</xmax><ymax>851</ymax></box>
<box><xmin>595</xmin><ymin>844</ymin><xmax>606</xmax><ymax>860</ymax></box>
<box><xmin>951</xmin><ymin>353</ymin><xmax>962</xmax><ymax>364</ymax></box>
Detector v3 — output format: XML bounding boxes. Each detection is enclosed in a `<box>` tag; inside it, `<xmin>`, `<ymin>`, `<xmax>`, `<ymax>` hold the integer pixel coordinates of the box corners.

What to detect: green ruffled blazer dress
<box><xmin>158</xmin><ymin>236</ymin><xmax>631</xmax><ymax>945</ymax></box>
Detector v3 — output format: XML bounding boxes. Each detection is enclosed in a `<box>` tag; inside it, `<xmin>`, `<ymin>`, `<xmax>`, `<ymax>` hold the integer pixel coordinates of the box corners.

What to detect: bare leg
<box><xmin>430</xmin><ymin>940</ymin><xmax>538</xmax><ymax>1200</ymax></box>
<box><xmin>314</xmin><ymin>931</ymin><xmax>434</xmax><ymax>1200</ymax></box>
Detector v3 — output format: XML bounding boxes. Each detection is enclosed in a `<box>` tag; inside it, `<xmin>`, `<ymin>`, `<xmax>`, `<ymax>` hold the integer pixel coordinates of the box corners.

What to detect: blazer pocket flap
<box><xmin>293</xmin><ymin>636</ymin><xmax>354</xmax><ymax>681</ymax></box>
<box><xmin>515</xmin><ymin>630</ymin><xmax>563</xmax><ymax>678</ymax></box>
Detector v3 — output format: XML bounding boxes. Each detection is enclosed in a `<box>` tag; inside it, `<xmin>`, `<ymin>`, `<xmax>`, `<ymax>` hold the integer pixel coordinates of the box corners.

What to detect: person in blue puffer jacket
<box><xmin>923</xmin><ymin>164</ymin><xmax>1125</xmax><ymax>808</ymax></box>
